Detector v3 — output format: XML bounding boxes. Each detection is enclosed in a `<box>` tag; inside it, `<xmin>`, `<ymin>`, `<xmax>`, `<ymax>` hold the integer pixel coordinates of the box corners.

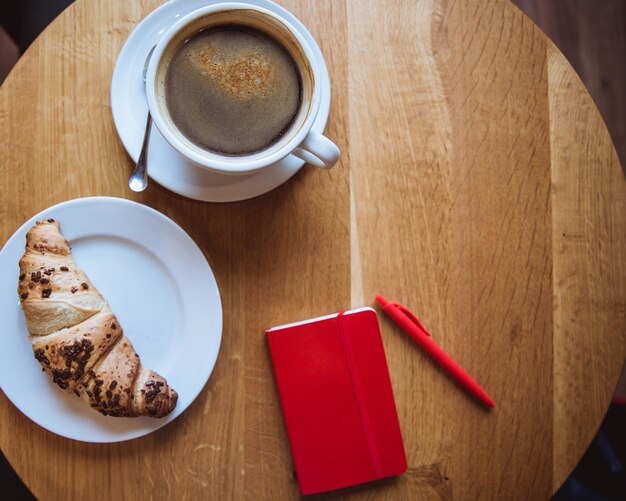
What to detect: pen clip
<box><xmin>394</xmin><ymin>304</ymin><xmax>432</xmax><ymax>337</ymax></box>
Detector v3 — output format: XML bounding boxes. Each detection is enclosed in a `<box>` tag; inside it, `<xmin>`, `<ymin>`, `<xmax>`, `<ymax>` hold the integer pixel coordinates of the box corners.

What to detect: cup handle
<box><xmin>292</xmin><ymin>131</ymin><xmax>340</xmax><ymax>169</ymax></box>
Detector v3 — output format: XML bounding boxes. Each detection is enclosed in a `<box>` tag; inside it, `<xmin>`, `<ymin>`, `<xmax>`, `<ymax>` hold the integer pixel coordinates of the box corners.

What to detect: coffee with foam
<box><xmin>164</xmin><ymin>24</ymin><xmax>302</xmax><ymax>156</ymax></box>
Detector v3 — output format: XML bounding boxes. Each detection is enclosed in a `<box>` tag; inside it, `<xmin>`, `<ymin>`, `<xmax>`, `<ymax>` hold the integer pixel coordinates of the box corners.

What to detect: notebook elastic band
<box><xmin>337</xmin><ymin>311</ymin><xmax>383</xmax><ymax>479</ymax></box>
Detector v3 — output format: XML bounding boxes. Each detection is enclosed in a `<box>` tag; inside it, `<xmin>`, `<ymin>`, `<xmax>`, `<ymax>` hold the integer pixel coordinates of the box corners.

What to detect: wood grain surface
<box><xmin>0</xmin><ymin>0</ymin><xmax>624</xmax><ymax>499</ymax></box>
<box><xmin>513</xmin><ymin>0</ymin><xmax>626</xmax><ymax>176</ymax></box>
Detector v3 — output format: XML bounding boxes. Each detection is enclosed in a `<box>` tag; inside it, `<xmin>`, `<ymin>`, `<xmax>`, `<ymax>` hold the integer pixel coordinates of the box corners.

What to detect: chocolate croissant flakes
<box><xmin>18</xmin><ymin>219</ymin><xmax>177</xmax><ymax>418</ymax></box>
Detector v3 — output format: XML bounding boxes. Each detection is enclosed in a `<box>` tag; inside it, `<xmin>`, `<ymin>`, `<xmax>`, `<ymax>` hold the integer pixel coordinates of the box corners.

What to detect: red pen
<box><xmin>375</xmin><ymin>295</ymin><xmax>495</xmax><ymax>408</ymax></box>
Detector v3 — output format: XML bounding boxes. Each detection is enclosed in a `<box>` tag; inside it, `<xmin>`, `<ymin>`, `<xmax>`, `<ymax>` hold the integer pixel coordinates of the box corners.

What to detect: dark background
<box><xmin>0</xmin><ymin>1</ymin><xmax>625</xmax><ymax>499</ymax></box>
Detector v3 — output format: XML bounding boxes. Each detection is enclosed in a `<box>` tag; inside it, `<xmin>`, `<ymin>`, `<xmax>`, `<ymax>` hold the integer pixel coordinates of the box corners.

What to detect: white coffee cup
<box><xmin>145</xmin><ymin>2</ymin><xmax>340</xmax><ymax>176</ymax></box>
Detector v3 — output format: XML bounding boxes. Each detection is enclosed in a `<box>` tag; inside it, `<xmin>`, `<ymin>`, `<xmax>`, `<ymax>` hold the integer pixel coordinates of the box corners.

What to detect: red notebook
<box><xmin>266</xmin><ymin>307</ymin><xmax>407</xmax><ymax>495</ymax></box>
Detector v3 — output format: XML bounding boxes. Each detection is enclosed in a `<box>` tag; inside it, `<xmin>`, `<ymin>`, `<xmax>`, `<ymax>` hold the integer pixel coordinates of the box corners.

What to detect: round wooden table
<box><xmin>1</xmin><ymin>0</ymin><xmax>625</xmax><ymax>499</ymax></box>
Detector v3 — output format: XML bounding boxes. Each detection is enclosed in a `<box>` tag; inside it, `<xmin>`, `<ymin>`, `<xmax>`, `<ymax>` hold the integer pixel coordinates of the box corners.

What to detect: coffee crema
<box><xmin>163</xmin><ymin>24</ymin><xmax>302</xmax><ymax>156</ymax></box>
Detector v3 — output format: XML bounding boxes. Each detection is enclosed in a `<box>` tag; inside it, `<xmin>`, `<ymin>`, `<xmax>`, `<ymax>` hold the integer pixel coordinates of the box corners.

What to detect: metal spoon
<box><xmin>128</xmin><ymin>46</ymin><xmax>156</xmax><ymax>192</ymax></box>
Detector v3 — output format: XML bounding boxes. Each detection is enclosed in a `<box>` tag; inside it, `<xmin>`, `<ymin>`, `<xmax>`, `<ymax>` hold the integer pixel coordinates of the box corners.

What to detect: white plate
<box><xmin>0</xmin><ymin>197</ymin><xmax>222</xmax><ymax>443</ymax></box>
<box><xmin>110</xmin><ymin>0</ymin><xmax>332</xmax><ymax>202</ymax></box>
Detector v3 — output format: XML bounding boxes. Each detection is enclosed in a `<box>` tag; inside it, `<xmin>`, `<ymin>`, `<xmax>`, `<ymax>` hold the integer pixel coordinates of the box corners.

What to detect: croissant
<box><xmin>17</xmin><ymin>219</ymin><xmax>177</xmax><ymax>418</ymax></box>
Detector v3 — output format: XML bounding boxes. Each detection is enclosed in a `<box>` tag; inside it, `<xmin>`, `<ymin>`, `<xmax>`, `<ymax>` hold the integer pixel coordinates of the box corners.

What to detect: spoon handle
<box><xmin>129</xmin><ymin>114</ymin><xmax>152</xmax><ymax>192</ymax></box>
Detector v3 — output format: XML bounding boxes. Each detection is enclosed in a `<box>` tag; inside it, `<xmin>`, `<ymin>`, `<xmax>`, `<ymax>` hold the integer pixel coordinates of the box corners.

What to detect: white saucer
<box><xmin>111</xmin><ymin>0</ymin><xmax>331</xmax><ymax>202</ymax></box>
<box><xmin>0</xmin><ymin>198</ymin><xmax>222</xmax><ymax>442</ymax></box>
